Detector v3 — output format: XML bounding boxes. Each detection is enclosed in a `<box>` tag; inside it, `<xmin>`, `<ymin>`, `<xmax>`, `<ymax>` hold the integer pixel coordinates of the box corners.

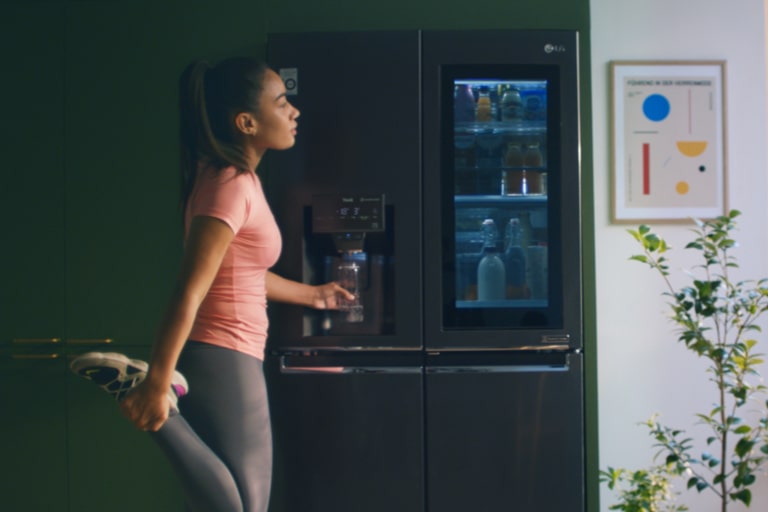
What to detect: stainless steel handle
<box><xmin>280</xmin><ymin>366</ymin><xmax>423</xmax><ymax>375</ymax></box>
<box><xmin>432</xmin><ymin>345</ymin><xmax>574</xmax><ymax>352</ymax></box>
<box><xmin>427</xmin><ymin>364</ymin><xmax>569</xmax><ymax>374</ymax></box>
<box><xmin>280</xmin><ymin>358</ymin><xmax>422</xmax><ymax>375</ymax></box>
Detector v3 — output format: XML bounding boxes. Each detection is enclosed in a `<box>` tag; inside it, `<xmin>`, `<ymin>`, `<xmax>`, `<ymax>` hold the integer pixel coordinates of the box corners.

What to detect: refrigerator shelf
<box><xmin>454</xmin><ymin>194</ymin><xmax>548</xmax><ymax>206</ymax></box>
<box><xmin>454</xmin><ymin>120</ymin><xmax>546</xmax><ymax>134</ymax></box>
<box><xmin>456</xmin><ymin>298</ymin><xmax>548</xmax><ymax>309</ymax></box>
<box><xmin>454</xmin><ymin>165</ymin><xmax>547</xmax><ymax>171</ymax></box>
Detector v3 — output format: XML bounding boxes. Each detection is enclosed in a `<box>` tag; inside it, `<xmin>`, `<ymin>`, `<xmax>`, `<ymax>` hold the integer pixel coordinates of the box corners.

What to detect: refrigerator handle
<box><xmin>279</xmin><ymin>356</ymin><xmax>422</xmax><ymax>375</ymax></box>
<box><xmin>426</xmin><ymin>363</ymin><xmax>570</xmax><ymax>374</ymax></box>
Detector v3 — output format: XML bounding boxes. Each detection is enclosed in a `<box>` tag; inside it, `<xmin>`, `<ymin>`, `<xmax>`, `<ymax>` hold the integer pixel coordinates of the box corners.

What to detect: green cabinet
<box><xmin>0</xmin><ymin>5</ymin><xmax>69</xmax><ymax>508</ymax></box>
<box><xmin>0</xmin><ymin>3</ymin><xmax>67</xmax><ymax>349</ymax></box>
<box><xmin>0</xmin><ymin>354</ymin><xmax>69</xmax><ymax>511</ymax></box>
<box><xmin>0</xmin><ymin>5</ymin><xmax>182</xmax><ymax>511</ymax></box>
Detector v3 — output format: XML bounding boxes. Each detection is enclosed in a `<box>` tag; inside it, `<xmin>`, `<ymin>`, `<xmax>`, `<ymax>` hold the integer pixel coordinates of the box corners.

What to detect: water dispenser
<box><xmin>307</xmin><ymin>193</ymin><xmax>392</xmax><ymax>336</ymax></box>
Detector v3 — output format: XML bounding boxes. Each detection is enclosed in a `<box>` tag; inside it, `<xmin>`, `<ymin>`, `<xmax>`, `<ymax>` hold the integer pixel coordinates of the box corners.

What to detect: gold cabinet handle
<box><xmin>12</xmin><ymin>338</ymin><xmax>62</xmax><ymax>344</ymax></box>
<box><xmin>11</xmin><ymin>338</ymin><xmax>114</xmax><ymax>345</ymax></box>
<box><xmin>11</xmin><ymin>353</ymin><xmax>62</xmax><ymax>360</ymax></box>
<box><xmin>66</xmin><ymin>338</ymin><xmax>114</xmax><ymax>345</ymax></box>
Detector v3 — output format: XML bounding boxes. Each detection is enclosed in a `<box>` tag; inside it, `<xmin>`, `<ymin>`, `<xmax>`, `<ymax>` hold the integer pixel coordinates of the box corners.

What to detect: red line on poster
<box><xmin>643</xmin><ymin>143</ymin><xmax>650</xmax><ymax>195</ymax></box>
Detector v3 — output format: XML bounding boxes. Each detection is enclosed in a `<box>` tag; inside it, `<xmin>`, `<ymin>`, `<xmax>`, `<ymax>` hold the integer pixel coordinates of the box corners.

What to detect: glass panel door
<box><xmin>442</xmin><ymin>65</ymin><xmax>564</xmax><ymax>331</ymax></box>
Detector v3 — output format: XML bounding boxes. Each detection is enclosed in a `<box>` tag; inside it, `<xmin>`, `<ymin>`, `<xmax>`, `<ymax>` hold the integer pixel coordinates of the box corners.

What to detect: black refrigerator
<box><xmin>263</xmin><ymin>30</ymin><xmax>583</xmax><ymax>512</ymax></box>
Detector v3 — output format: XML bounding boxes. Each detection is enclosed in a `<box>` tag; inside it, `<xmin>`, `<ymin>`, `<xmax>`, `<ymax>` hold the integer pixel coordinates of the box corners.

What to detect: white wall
<box><xmin>591</xmin><ymin>1</ymin><xmax>768</xmax><ymax>510</ymax></box>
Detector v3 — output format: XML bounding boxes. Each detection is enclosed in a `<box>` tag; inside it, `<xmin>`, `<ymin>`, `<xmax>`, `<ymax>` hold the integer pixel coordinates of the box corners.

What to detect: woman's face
<box><xmin>252</xmin><ymin>69</ymin><xmax>300</xmax><ymax>151</ymax></box>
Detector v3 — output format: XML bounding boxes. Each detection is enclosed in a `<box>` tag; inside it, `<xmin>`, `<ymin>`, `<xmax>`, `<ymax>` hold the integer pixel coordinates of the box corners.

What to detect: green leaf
<box><xmin>731</xmin><ymin>489</ymin><xmax>752</xmax><ymax>506</ymax></box>
<box><xmin>735</xmin><ymin>437</ymin><xmax>756</xmax><ymax>457</ymax></box>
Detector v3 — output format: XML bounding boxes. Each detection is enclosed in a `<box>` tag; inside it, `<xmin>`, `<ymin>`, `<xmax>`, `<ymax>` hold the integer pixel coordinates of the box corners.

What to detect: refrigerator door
<box><xmin>265</xmin><ymin>31</ymin><xmax>422</xmax><ymax>352</ymax></box>
<box><xmin>425</xmin><ymin>351</ymin><xmax>584</xmax><ymax>511</ymax></box>
<box><xmin>422</xmin><ymin>30</ymin><xmax>582</xmax><ymax>351</ymax></box>
<box><xmin>265</xmin><ymin>353</ymin><xmax>425</xmax><ymax>512</ymax></box>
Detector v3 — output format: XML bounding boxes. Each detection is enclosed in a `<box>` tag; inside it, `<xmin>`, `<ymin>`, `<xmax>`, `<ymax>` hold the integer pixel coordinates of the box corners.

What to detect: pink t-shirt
<box><xmin>185</xmin><ymin>166</ymin><xmax>282</xmax><ymax>360</ymax></box>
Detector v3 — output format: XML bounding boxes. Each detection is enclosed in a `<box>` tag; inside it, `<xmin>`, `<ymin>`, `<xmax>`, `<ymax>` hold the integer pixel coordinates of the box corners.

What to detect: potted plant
<box><xmin>600</xmin><ymin>210</ymin><xmax>768</xmax><ymax>511</ymax></box>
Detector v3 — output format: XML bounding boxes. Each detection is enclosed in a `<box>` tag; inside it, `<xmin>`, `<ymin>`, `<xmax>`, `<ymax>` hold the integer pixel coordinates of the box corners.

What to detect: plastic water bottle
<box><xmin>503</xmin><ymin>218</ymin><xmax>527</xmax><ymax>299</ymax></box>
<box><xmin>500</xmin><ymin>86</ymin><xmax>523</xmax><ymax>121</ymax></box>
<box><xmin>454</xmin><ymin>84</ymin><xmax>475</xmax><ymax>123</ymax></box>
<box><xmin>477</xmin><ymin>219</ymin><xmax>506</xmax><ymax>301</ymax></box>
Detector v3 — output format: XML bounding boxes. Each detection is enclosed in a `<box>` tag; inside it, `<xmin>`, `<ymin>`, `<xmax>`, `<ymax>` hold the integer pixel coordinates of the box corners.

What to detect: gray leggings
<box><xmin>150</xmin><ymin>341</ymin><xmax>272</xmax><ymax>512</ymax></box>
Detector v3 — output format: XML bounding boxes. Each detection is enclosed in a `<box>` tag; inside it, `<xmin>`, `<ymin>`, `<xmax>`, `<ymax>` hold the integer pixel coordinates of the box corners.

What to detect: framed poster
<box><xmin>610</xmin><ymin>60</ymin><xmax>727</xmax><ymax>223</ymax></box>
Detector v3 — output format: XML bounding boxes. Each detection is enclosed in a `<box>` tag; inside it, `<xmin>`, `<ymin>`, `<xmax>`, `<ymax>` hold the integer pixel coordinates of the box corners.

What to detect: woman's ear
<box><xmin>234</xmin><ymin>112</ymin><xmax>258</xmax><ymax>135</ymax></box>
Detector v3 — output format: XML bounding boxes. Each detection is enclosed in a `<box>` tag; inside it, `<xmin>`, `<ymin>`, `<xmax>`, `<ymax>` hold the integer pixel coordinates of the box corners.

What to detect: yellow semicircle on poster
<box><xmin>677</xmin><ymin>141</ymin><xmax>707</xmax><ymax>157</ymax></box>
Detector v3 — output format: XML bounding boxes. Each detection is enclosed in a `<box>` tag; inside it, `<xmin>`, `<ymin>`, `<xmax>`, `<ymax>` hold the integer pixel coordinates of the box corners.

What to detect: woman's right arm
<box><xmin>119</xmin><ymin>215</ymin><xmax>234</xmax><ymax>432</ymax></box>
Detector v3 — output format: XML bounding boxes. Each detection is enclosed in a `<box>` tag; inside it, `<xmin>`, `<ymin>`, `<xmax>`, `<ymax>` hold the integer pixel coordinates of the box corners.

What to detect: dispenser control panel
<box><xmin>312</xmin><ymin>193</ymin><xmax>386</xmax><ymax>233</ymax></box>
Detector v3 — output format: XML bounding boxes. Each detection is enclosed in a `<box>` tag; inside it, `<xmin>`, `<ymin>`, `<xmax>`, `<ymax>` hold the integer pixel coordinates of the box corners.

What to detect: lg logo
<box><xmin>544</xmin><ymin>43</ymin><xmax>567</xmax><ymax>54</ymax></box>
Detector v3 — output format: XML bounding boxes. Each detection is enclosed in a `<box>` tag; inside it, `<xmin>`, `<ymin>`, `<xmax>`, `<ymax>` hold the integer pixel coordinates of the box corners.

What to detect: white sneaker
<box><xmin>70</xmin><ymin>352</ymin><xmax>188</xmax><ymax>411</ymax></box>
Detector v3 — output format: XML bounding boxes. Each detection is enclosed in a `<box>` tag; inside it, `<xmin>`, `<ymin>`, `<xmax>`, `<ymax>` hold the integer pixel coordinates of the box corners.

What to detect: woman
<box><xmin>70</xmin><ymin>57</ymin><xmax>351</xmax><ymax>512</ymax></box>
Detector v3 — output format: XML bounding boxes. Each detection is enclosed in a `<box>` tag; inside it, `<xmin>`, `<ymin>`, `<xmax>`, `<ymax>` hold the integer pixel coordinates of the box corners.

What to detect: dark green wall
<box><xmin>1</xmin><ymin>0</ymin><xmax>596</xmax><ymax>510</ymax></box>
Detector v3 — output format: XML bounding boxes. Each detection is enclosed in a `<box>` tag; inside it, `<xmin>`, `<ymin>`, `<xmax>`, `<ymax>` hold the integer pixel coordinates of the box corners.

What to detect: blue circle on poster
<box><xmin>643</xmin><ymin>94</ymin><xmax>670</xmax><ymax>122</ymax></box>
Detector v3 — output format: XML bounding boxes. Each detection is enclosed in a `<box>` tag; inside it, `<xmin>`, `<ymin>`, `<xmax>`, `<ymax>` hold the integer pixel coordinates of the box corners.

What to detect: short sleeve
<box><xmin>189</xmin><ymin>167</ymin><xmax>251</xmax><ymax>234</ymax></box>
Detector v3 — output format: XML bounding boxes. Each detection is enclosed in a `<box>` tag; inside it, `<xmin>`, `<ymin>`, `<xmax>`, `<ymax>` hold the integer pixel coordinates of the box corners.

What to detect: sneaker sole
<box><xmin>70</xmin><ymin>352</ymin><xmax>188</xmax><ymax>410</ymax></box>
<box><xmin>70</xmin><ymin>352</ymin><xmax>148</xmax><ymax>401</ymax></box>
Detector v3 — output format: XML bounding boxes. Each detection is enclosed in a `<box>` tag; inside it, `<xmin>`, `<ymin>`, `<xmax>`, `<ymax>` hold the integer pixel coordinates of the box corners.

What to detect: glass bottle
<box><xmin>503</xmin><ymin>143</ymin><xmax>524</xmax><ymax>195</ymax></box>
<box><xmin>523</xmin><ymin>142</ymin><xmax>544</xmax><ymax>194</ymax></box>
<box><xmin>475</xmin><ymin>86</ymin><xmax>495</xmax><ymax>123</ymax></box>
<box><xmin>523</xmin><ymin>142</ymin><xmax>543</xmax><ymax>167</ymax></box>
<box><xmin>527</xmin><ymin>244</ymin><xmax>548</xmax><ymax>300</ymax></box>
<box><xmin>477</xmin><ymin>219</ymin><xmax>506</xmax><ymax>301</ymax></box>
<box><xmin>503</xmin><ymin>218</ymin><xmax>528</xmax><ymax>299</ymax></box>
<box><xmin>504</xmin><ymin>142</ymin><xmax>524</xmax><ymax>167</ymax></box>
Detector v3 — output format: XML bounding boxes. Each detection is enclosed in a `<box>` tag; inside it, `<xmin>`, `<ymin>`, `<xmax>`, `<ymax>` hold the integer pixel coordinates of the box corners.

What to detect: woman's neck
<box><xmin>243</xmin><ymin>144</ymin><xmax>265</xmax><ymax>172</ymax></box>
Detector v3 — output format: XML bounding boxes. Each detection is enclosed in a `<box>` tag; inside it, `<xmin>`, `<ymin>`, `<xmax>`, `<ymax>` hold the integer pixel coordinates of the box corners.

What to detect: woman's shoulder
<box><xmin>197</xmin><ymin>165</ymin><xmax>257</xmax><ymax>186</ymax></box>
